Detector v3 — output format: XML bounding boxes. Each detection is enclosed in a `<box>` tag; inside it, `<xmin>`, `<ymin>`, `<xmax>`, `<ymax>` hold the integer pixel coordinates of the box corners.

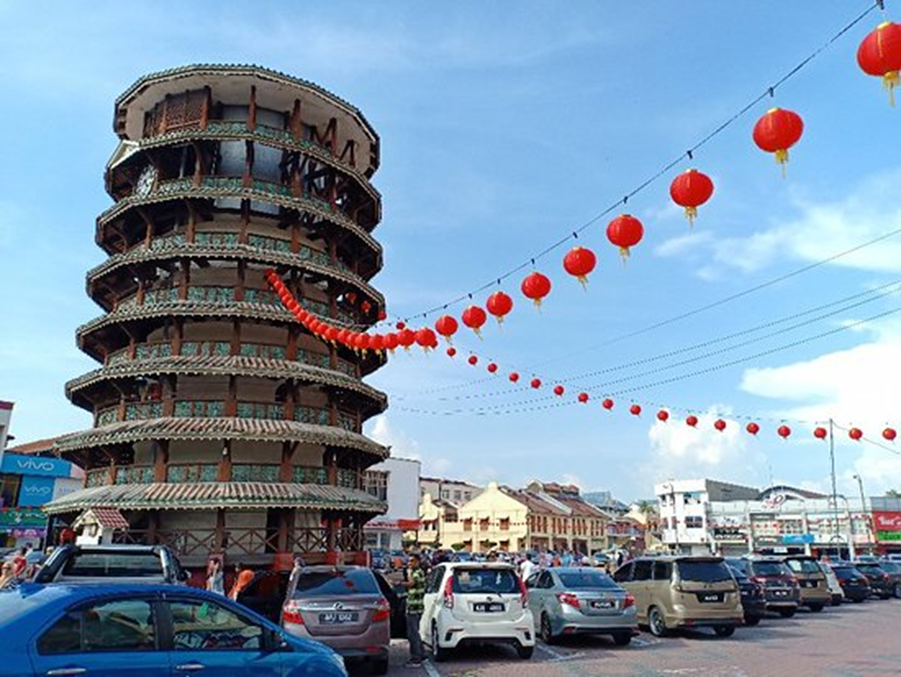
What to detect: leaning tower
<box><xmin>45</xmin><ymin>65</ymin><xmax>390</xmax><ymax>569</ymax></box>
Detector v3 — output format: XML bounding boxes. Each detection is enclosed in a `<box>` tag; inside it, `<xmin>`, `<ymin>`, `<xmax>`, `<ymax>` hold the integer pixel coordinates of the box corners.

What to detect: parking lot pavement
<box><xmin>379</xmin><ymin>599</ymin><xmax>901</xmax><ymax>677</ymax></box>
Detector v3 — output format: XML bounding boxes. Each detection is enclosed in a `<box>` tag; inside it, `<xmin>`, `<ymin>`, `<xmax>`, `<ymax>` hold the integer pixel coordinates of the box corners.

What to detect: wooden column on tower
<box><xmin>217</xmin><ymin>440</ymin><xmax>232</xmax><ymax>481</ymax></box>
<box><xmin>153</xmin><ymin>440</ymin><xmax>170</xmax><ymax>483</ymax></box>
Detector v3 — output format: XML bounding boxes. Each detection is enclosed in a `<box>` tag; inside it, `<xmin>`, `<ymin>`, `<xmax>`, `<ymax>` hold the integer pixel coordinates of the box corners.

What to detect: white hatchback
<box><xmin>420</xmin><ymin>562</ymin><xmax>535</xmax><ymax>661</ymax></box>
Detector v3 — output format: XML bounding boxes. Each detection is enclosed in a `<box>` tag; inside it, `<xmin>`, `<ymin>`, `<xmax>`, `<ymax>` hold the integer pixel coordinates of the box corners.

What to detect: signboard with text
<box><xmin>873</xmin><ymin>511</ymin><xmax>901</xmax><ymax>534</ymax></box>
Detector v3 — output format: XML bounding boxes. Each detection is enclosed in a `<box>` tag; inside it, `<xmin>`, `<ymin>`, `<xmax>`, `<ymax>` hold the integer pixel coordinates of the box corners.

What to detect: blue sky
<box><xmin>1</xmin><ymin>1</ymin><xmax>900</xmax><ymax>502</ymax></box>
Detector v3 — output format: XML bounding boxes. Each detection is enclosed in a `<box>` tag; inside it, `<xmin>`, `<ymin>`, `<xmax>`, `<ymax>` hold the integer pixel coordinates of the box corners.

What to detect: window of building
<box><xmin>464</xmin><ymin>492</ymin><xmax>472</xmax><ymax>501</ymax></box>
<box><xmin>454</xmin><ymin>490</ymin><xmax>462</xmax><ymax>501</ymax></box>
<box><xmin>441</xmin><ymin>490</ymin><xmax>450</xmax><ymax>499</ymax></box>
<box><xmin>463</xmin><ymin>518</ymin><xmax>473</xmax><ymax>531</ymax></box>
<box><xmin>499</xmin><ymin>518</ymin><xmax>510</xmax><ymax>531</ymax></box>
<box><xmin>479</xmin><ymin>518</ymin><xmax>490</xmax><ymax>531</ymax></box>
<box><xmin>684</xmin><ymin>516</ymin><xmax>704</xmax><ymax>529</ymax></box>
<box><xmin>363</xmin><ymin>472</ymin><xmax>388</xmax><ymax>502</ymax></box>
<box><xmin>0</xmin><ymin>474</ymin><xmax>21</xmax><ymax>509</ymax></box>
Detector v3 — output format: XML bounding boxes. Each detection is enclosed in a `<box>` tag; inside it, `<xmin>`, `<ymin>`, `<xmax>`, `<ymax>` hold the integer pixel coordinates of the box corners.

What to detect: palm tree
<box><xmin>886</xmin><ymin>489</ymin><xmax>901</xmax><ymax>498</ymax></box>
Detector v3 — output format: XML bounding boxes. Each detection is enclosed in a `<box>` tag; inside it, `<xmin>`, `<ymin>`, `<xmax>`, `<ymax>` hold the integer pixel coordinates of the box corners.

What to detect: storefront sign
<box><xmin>873</xmin><ymin>511</ymin><xmax>901</xmax><ymax>533</ymax></box>
<box><xmin>17</xmin><ymin>476</ymin><xmax>55</xmax><ymax>508</ymax></box>
<box><xmin>877</xmin><ymin>532</ymin><xmax>901</xmax><ymax>542</ymax></box>
<box><xmin>0</xmin><ymin>508</ymin><xmax>46</xmax><ymax>529</ymax></box>
<box><xmin>782</xmin><ymin>534</ymin><xmax>814</xmax><ymax>545</ymax></box>
<box><xmin>0</xmin><ymin>453</ymin><xmax>71</xmax><ymax>478</ymax></box>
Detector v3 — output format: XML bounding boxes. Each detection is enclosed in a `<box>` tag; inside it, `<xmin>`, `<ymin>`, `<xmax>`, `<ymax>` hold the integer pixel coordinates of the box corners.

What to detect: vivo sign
<box><xmin>0</xmin><ymin>453</ymin><xmax>70</xmax><ymax>478</ymax></box>
<box><xmin>873</xmin><ymin>511</ymin><xmax>901</xmax><ymax>532</ymax></box>
<box><xmin>16</xmin><ymin>459</ymin><xmax>56</xmax><ymax>473</ymax></box>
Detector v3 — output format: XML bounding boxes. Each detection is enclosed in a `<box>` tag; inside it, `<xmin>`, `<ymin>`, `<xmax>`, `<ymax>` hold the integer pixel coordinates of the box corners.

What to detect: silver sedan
<box><xmin>526</xmin><ymin>567</ymin><xmax>639</xmax><ymax>645</ymax></box>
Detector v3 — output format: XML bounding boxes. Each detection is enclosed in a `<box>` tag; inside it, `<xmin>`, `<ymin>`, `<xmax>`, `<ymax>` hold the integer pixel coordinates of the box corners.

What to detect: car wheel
<box><xmin>895</xmin><ymin>583</ymin><xmax>901</xmax><ymax>599</ymax></box>
<box><xmin>431</xmin><ymin>623</ymin><xmax>449</xmax><ymax>662</ymax></box>
<box><xmin>516</xmin><ymin>643</ymin><xmax>534</xmax><ymax>659</ymax></box>
<box><xmin>371</xmin><ymin>657</ymin><xmax>389</xmax><ymax>675</ymax></box>
<box><xmin>831</xmin><ymin>596</ymin><xmax>842</xmax><ymax>607</ymax></box>
<box><xmin>714</xmin><ymin>626</ymin><xmax>735</xmax><ymax>638</ymax></box>
<box><xmin>879</xmin><ymin>592</ymin><xmax>892</xmax><ymax>600</ymax></box>
<box><xmin>744</xmin><ymin>615</ymin><xmax>761</xmax><ymax>626</ymax></box>
<box><xmin>808</xmin><ymin>603</ymin><xmax>824</xmax><ymax>613</ymax></box>
<box><xmin>778</xmin><ymin>608</ymin><xmax>796</xmax><ymax>618</ymax></box>
<box><xmin>648</xmin><ymin>607</ymin><xmax>667</xmax><ymax>637</ymax></box>
<box><xmin>852</xmin><ymin>597</ymin><xmax>865</xmax><ymax>603</ymax></box>
<box><xmin>539</xmin><ymin>613</ymin><xmax>557</xmax><ymax>644</ymax></box>
<box><xmin>612</xmin><ymin>632</ymin><xmax>632</xmax><ymax>646</ymax></box>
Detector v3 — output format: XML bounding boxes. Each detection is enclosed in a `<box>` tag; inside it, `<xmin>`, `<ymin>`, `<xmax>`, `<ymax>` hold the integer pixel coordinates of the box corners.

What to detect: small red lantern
<box><xmin>467</xmin><ymin>355</ymin><xmax>478</xmax><ymax>366</ymax></box>
<box><xmin>686</xmin><ymin>415</ymin><xmax>698</xmax><ymax>427</ymax></box>
<box><xmin>435</xmin><ymin>315</ymin><xmax>459</xmax><ymax>343</ymax></box>
<box><xmin>657</xmin><ymin>409</ymin><xmax>669</xmax><ymax>422</ymax></box>
<box><xmin>883</xmin><ymin>427</ymin><xmax>897</xmax><ymax>442</ymax></box>
<box><xmin>602</xmin><ymin>398</ymin><xmax>614</xmax><ymax>410</ymax></box>
<box><xmin>553</xmin><ymin>385</ymin><xmax>565</xmax><ymax>396</ymax></box>
<box><xmin>857</xmin><ymin>22</ymin><xmax>901</xmax><ymax>105</ymax></box>
<box><xmin>414</xmin><ymin>328</ymin><xmax>435</xmax><ymax>350</ymax></box>
<box><xmin>446</xmin><ymin>346</ymin><xmax>457</xmax><ymax>357</ymax></box>
<box><xmin>384</xmin><ymin>333</ymin><xmax>398</xmax><ymax>352</ymax></box>
<box><xmin>521</xmin><ymin>272</ymin><xmax>552</xmax><ymax>308</ymax></box>
<box><xmin>337</xmin><ymin>329</ymin><xmax>351</xmax><ymax>346</ymax></box>
<box><xmin>395</xmin><ymin>321</ymin><xmax>406</xmax><ymax>331</ymax></box>
<box><xmin>355</xmin><ymin>333</ymin><xmax>371</xmax><ymax>352</ymax></box>
<box><xmin>487</xmin><ymin>362</ymin><xmax>498</xmax><ymax>373</ymax></box>
<box><xmin>486</xmin><ymin>291</ymin><xmax>514</xmax><ymax>324</ymax></box>
<box><xmin>563</xmin><ymin>246</ymin><xmax>597</xmax><ymax>288</ymax></box>
<box><xmin>669</xmin><ymin>169</ymin><xmax>714</xmax><ymax>227</ymax></box>
<box><xmin>325</xmin><ymin>326</ymin><xmax>340</xmax><ymax>343</ymax></box>
<box><xmin>849</xmin><ymin>427</ymin><xmax>864</xmax><ymax>441</ymax></box>
<box><xmin>530</xmin><ymin>378</ymin><xmax>542</xmax><ymax>389</ymax></box>
<box><xmin>753</xmin><ymin>108</ymin><xmax>804</xmax><ymax>175</ymax></box>
<box><xmin>397</xmin><ymin>328</ymin><xmax>416</xmax><ymax>350</ymax></box>
<box><xmin>509</xmin><ymin>372</ymin><xmax>520</xmax><ymax>383</ymax></box>
<box><xmin>814</xmin><ymin>426</ymin><xmax>828</xmax><ymax>440</ymax></box>
<box><xmin>369</xmin><ymin>334</ymin><xmax>385</xmax><ymax>354</ymax></box>
<box><xmin>606</xmin><ymin>214</ymin><xmax>644</xmax><ymax>259</ymax></box>
<box><xmin>461</xmin><ymin>305</ymin><xmax>488</xmax><ymax>337</ymax></box>
<box><xmin>777</xmin><ymin>425</ymin><xmax>792</xmax><ymax>440</ymax></box>
<box><xmin>578</xmin><ymin>392</ymin><xmax>589</xmax><ymax>404</ymax></box>
<box><xmin>714</xmin><ymin>419</ymin><xmax>727</xmax><ymax>432</ymax></box>
<box><xmin>377</xmin><ymin>309</ymin><xmax>387</xmax><ymax>321</ymax></box>
<box><xmin>629</xmin><ymin>404</ymin><xmax>642</xmax><ymax>416</ymax></box>
<box><xmin>360</xmin><ymin>300</ymin><xmax>372</xmax><ymax>314</ymax></box>
<box><xmin>746</xmin><ymin>422</ymin><xmax>760</xmax><ymax>436</ymax></box>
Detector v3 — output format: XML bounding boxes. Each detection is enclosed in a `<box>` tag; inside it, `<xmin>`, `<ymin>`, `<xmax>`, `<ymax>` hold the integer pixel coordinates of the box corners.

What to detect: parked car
<box><xmin>851</xmin><ymin>561</ymin><xmax>894</xmax><ymax>599</ymax></box>
<box><xmin>525</xmin><ymin>567</ymin><xmax>638</xmax><ymax>645</ymax></box>
<box><xmin>817</xmin><ymin>561</ymin><xmax>844</xmax><ymax>606</ymax></box>
<box><xmin>872</xmin><ymin>560</ymin><xmax>901</xmax><ymax>598</ymax></box>
<box><xmin>451</xmin><ymin>551</ymin><xmax>475</xmax><ymax>563</ymax></box>
<box><xmin>828</xmin><ymin>563</ymin><xmax>871</xmax><ymax>602</ymax></box>
<box><xmin>421</xmin><ymin>561</ymin><xmax>535</xmax><ymax>661</ymax></box>
<box><xmin>0</xmin><ymin>583</ymin><xmax>347</xmax><ymax>677</ymax></box>
<box><xmin>613</xmin><ymin>556</ymin><xmax>743</xmax><ymax>638</ymax></box>
<box><xmin>727</xmin><ymin>557</ymin><xmax>800</xmax><ymax>617</ymax></box>
<box><xmin>727</xmin><ymin>564</ymin><xmax>766</xmax><ymax>625</ymax></box>
<box><xmin>280</xmin><ymin>565</ymin><xmax>391</xmax><ymax>674</ymax></box>
<box><xmin>783</xmin><ymin>556</ymin><xmax>830</xmax><ymax>612</ymax></box>
<box><xmin>33</xmin><ymin>544</ymin><xmax>187</xmax><ymax>585</ymax></box>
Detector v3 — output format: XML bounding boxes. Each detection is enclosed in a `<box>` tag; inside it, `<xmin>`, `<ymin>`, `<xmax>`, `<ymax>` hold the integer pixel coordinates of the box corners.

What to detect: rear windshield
<box><xmin>879</xmin><ymin>562</ymin><xmax>900</xmax><ymax>573</ymax></box>
<box><xmin>855</xmin><ymin>564</ymin><xmax>885</xmax><ymax>574</ymax></box>
<box><xmin>786</xmin><ymin>559</ymin><xmax>822</xmax><ymax>574</ymax></box>
<box><xmin>831</xmin><ymin>567</ymin><xmax>861</xmax><ymax>578</ymax></box>
<box><xmin>62</xmin><ymin>552</ymin><xmax>162</xmax><ymax>577</ymax></box>
<box><xmin>293</xmin><ymin>569</ymin><xmax>378</xmax><ymax>597</ymax></box>
<box><xmin>751</xmin><ymin>561</ymin><xmax>790</xmax><ymax>577</ymax></box>
<box><xmin>677</xmin><ymin>560</ymin><xmax>732</xmax><ymax>583</ymax></box>
<box><xmin>452</xmin><ymin>568</ymin><xmax>519</xmax><ymax>594</ymax></box>
<box><xmin>557</xmin><ymin>571</ymin><xmax>618</xmax><ymax>589</ymax></box>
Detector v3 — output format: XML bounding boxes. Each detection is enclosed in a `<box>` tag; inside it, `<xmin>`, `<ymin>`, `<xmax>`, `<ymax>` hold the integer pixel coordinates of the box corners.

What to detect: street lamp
<box><xmin>852</xmin><ymin>474</ymin><xmax>871</xmax><ymax>553</ymax></box>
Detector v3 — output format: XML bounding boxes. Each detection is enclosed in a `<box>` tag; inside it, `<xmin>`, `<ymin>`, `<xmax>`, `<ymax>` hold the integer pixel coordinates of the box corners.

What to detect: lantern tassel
<box><xmin>532</xmin><ymin>298</ymin><xmax>543</xmax><ymax>312</ymax></box>
<box><xmin>473</xmin><ymin>328</ymin><xmax>483</xmax><ymax>340</ymax></box>
<box><xmin>684</xmin><ymin>206</ymin><xmax>697</xmax><ymax>228</ymax></box>
<box><xmin>775</xmin><ymin>149</ymin><xmax>789</xmax><ymax>179</ymax></box>
<box><xmin>884</xmin><ymin>71</ymin><xmax>899</xmax><ymax>106</ymax></box>
<box><xmin>619</xmin><ymin>246</ymin><xmax>630</xmax><ymax>263</ymax></box>
<box><xmin>577</xmin><ymin>275</ymin><xmax>589</xmax><ymax>291</ymax></box>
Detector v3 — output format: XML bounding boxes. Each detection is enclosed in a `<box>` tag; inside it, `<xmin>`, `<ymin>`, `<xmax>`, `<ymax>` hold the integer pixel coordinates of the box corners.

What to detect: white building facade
<box><xmin>364</xmin><ymin>457</ymin><xmax>421</xmax><ymax>552</ymax></box>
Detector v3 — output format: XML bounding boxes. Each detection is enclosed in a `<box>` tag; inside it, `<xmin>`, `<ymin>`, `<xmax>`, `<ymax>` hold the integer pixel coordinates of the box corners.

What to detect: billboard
<box><xmin>873</xmin><ymin>511</ymin><xmax>901</xmax><ymax>542</ymax></box>
<box><xmin>1</xmin><ymin>453</ymin><xmax>74</xmax><ymax>478</ymax></box>
<box><xmin>17</xmin><ymin>476</ymin><xmax>55</xmax><ymax>508</ymax></box>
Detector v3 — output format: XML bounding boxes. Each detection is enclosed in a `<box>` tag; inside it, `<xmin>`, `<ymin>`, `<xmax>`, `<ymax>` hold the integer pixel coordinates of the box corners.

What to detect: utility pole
<box><xmin>829</xmin><ymin>418</ymin><xmax>842</xmax><ymax>559</ymax></box>
<box><xmin>853</xmin><ymin>474</ymin><xmax>871</xmax><ymax>555</ymax></box>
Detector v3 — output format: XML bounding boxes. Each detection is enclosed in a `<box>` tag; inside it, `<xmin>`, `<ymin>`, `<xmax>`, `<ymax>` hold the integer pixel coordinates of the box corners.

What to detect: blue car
<box><xmin>0</xmin><ymin>583</ymin><xmax>347</xmax><ymax>677</ymax></box>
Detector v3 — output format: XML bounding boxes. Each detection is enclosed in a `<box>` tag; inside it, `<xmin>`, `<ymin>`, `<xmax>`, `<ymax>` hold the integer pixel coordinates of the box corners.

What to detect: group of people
<box><xmin>0</xmin><ymin>544</ymin><xmax>52</xmax><ymax>590</ymax></box>
<box><xmin>204</xmin><ymin>557</ymin><xmax>256</xmax><ymax>601</ymax></box>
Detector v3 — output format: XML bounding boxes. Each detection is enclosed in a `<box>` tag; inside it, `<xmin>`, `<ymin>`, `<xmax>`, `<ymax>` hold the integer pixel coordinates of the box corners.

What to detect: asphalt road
<box><xmin>373</xmin><ymin>598</ymin><xmax>901</xmax><ymax>677</ymax></box>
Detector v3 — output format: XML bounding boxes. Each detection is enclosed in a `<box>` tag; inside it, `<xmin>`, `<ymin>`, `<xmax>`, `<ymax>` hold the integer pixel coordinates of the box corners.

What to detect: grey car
<box><xmin>526</xmin><ymin>567</ymin><xmax>639</xmax><ymax>645</ymax></box>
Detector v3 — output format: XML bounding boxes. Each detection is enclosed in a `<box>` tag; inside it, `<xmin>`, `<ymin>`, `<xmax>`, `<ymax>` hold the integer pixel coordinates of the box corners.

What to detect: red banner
<box><xmin>872</xmin><ymin>511</ymin><xmax>901</xmax><ymax>532</ymax></box>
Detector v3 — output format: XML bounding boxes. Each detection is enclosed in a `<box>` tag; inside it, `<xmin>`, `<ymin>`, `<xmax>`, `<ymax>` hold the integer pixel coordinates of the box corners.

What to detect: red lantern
<box><xmin>395</xmin><ymin>321</ymin><xmax>406</xmax><ymax>331</ymax></box>
<box><xmin>384</xmin><ymin>333</ymin><xmax>399</xmax><ymax>352</ymax></box>
<box><xmin>487</xmin><ymin>362</ymin><xmax>498</xmax><ymax>373</ymax></box>
<box><xmin>325</xmin><ymin>326</ymin><xmax>340</xmax><ymax>343</ymax></box>
<box><xmin>857</xmin><ymin>22</ymin><xmax>901</xmax><ymax>105</ymax></box>
<box><xmin>461</xmin><ymin>305</ymin><xmax>488</xmax><ymax>337</ymax></box>
<box><xmin>521</xmin><ymin>272</ymin><xmax>551</xmax><ymax>308</ymax></box>
<box><xmin>369</xmin><ymin>334</ymin><xmax>385</xmax><ymax>354</ymax></box>
<box><xmin>446</xmin><ymin>346</ymin><xmax>457</xmax><ymax>357</ymax></box>
<box><xmin>777</xmin><ymin>425</ymin><xmax>792</xmax><ymax>440</ymax></box>
<box><xmin>360</xmin><ymin>300</ymin><xmax>372</xmax><ymax>314</ymax></box>
<box><xmin>346</xmin><ymin>292</ymin><xmax>357</xmax><ymax>305</ymax></box>
<box><xmin>414</xmin><ymin>328</ymin><xmax>435</xmax><ymax>350</ymax></box>
<box><xmin>686</xmin><ymin>415</ymin><xmax>698</xmax><ymax>427</ymax></box>
<box><xmin>563</xmin><ymin>246</ymin><xmax>597</xmax><ymax>288</ymax></box>
<box><xmin>630</xmin><ymin>404</ymin><xmax>642</xmax><ymax>416</ymax></box>
<box><xmin>337</xmin><ymin>329</ymin><xmax>351</xmax><ymax>346</ymax></box>
<box><xmin>509</xmin><ymin>372</ymin><xmax>520</xmax><ymax>383</ymax></box>
<box><xmin>355</xmin><ymin>333</ymin><xmax>371</xmax><ymax>352</ymax></box>
<box><xmin>602</xmin><ymin>398</ymin><xmax>614</xmax><ymax>410</ymax></box>
<box><xmin>746</xmin><ymin>422</ymin><xmax>760</xmax><ymax>436</ymax></box>
<box><xmin>578</xmin><ymin>392</ymin><xmax>589</xmax><ymax>404</ymax></box>
<box><xmin>849</xmin><ymin>427</ymin><xmax>864</xmax><ymax>441</ymax></box>
<box><xmin>397</xmin><ymin>328</ymin><xmax>416</xmax><ymax>349</ymax></box>
<box><xmin>657</xmin><ymin>409</ymin><xmax>669</xmax><ymax>422</ymax></box>
<box><xmin>883</xmin><ymin>427</ymin><xmax>897</xmax><ymax>442</ymax></box>
<box><xmin>377</xmin><ymin>309</ymin><xmax>387</xmax><ymax>321</ymax></box>
<box><xmin>670</xmin><ymin>169</ymin><xmax>714</xmax><ymax>226</ymax></box>
<box><xmin>468</xmin><ymin>355</ymin><xmax>478</xmax><ymax>366</ymax></box>
<box><xmin>486</xmin><ymin>291</ymin><xmax>514</xmax><ymax>324</ymax></box>
<box><xmin>714</xmin><ymin>419</ymin><xmax>727</xmax><ymax>432</ymax></box>
<box><xmin>553</xmin><ymin>385</ymin><xmax>565</xmax><ymax>396</ymax></box>
<box><xmin>530</xmin><ymin>378</ymin><xmax>542</xmax><ymax>389</ymax></box>
<box><xmin>814</xmin><ymin>426</ymin><xmax>828</xmax><ymax>440</ymax></box>
<box><xmin>435</xmin><ymin>315</ymin><xmax>459</xmax><ymax>343</ymax></box>
<box><xmin>606</xmin><ymin>214</ymin><xmax>644</xmax><ymax>259</ymax></box>
<box><xmin>753</xmin><ymin>108</ymin><xmax>804</xmax><ymax>174</ymax></box>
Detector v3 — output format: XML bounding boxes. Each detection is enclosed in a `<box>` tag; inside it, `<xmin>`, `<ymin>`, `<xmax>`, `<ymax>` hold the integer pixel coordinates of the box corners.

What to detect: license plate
<box><xmin>591</xmin><ymin>600</ymin><xmax>615</xmax><ymax>609</ymax></box>
<box><xmin>473</xmin><ymin>603</ymin><xmax>505</xmax><ymax>613</ymax></box>
<box><xmin>319</xmin><ymin>612</ymin><xmax>358</xmax><ymax>624</ymax></box>
<box><xmin>699</xmin><ymin>593</ymin><xmax>723</xmax><ymax>603</ymax></box>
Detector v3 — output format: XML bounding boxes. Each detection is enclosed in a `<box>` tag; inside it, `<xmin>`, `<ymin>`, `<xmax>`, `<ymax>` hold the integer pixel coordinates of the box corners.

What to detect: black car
<box><xmin>728</xmin><ymin>564</ymin><xmax>766</xmax><ymax>625</ymax></box>
<box><xmin>829</xmin><ymin>564</ymin><xmax>871</xmax><ymax>602</ymax></box>
<box><xmin>852</xmin><ymin>562</ymin><xmax>894</xmax><ymax>599</ymax></box>
<box><xmin>874</xmin><ymin>560</ymin><xmax>901</xmax><ymax>598</ymax></box>
<box><xmin>727</xmin><ymin>557</ymin><xmax>800</xmax><ymax>617</ymax></box>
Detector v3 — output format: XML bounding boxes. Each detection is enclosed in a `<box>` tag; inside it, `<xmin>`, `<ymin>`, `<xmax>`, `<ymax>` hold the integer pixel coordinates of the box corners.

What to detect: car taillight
<box><xmin>372</xmin><ymin>598</ymin><xmax>390</xmax><ymax>623</ymax></box>
<box><xmin>750</xmin><ymin>576</ymin><xmax>766</xmax><ymax>586</ymax></box>
<box><xmin>624</xmin><ymin>593</ymin><xmax>636</xmax><ymax>608</ymax></box>
<box><xmin>557</xmin><ymin>592</ymin><xmax>581</xmax><ymax>609</ymax></box>
<box><xmin>443</xmin><ymin>575</ymin><xmax>455</xmax><ymax>609</ymax></box>
<box><xmin>838</xmin><ymin>578</ymin><xmax>848</xmax><ymax>585</ymax></box>
<box><xmin>282</xmin><ymin>600</ymin><xmax>304</xmax><ymax>625</ymax></box>
<box><xmin>519</xmin><ymin>575</ymin><xmax>528</xmax><ymax>606</ymax></box>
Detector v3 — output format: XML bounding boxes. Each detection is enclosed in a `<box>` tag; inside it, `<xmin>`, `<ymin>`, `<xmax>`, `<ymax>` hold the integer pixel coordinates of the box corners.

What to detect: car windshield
<box><xmin>855</xmin><ymin>564</ymin><xmax>885</xmax><ymax>574</ymax></box>
<box><xmin>831</xmin><ymin>567</ymin><xmax>861</xmax><ymax>578</ymax></box>
<box><xmin>786</xmin><ymin>559</ymin><xmax>821</xmax><ymax>574</ymax></box>
<box><xmin>62</xmin><ymin>552</ymin><xmax>162</xmax><ymax>577</ymax></box>
<box><xmin>752</xmin><ymin>561</ymin><xmax>790</xmax><ymax>576</ymax></box>
<box><xmin>452</xmin><ymin>568</ymin><xmax>519</xmax><ymax>594</ymax></box>
<box><xmin>727</xmin><ymin>566</ymin><xmax>748</xmax><ymax>581</ymax></box>
<box><xmin>677</xmin><ymin>560</ymin><xmax>732</xmax><ymax>583</ymax></box>
<box><xmin>879</xmin><ymin>562</ymin><xmax>900</xmax><ymax>573</ymax></box>
<box><xmin>557</xmin><ymin>571</ymin><xmax>618</xmax><ymax>589</ymax></box>
<box><xmin>293</xmin><ymin>569</ymin><xmax>378</xmax><ymax>597</ymax></box>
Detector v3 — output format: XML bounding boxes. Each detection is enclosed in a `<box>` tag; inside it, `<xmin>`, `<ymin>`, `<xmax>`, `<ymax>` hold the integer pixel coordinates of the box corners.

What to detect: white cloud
<box><xmin>365</xmin><ymin>415</ymin><xmax>453</xmax><ymax>477</ymax></box>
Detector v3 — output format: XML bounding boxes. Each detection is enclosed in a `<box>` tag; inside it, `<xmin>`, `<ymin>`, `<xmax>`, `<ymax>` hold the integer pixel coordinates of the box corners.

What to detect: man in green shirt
<box><xmin>404</xmin><ymin>553</ymin><xmax>426</xmax><ymax>667</ymax></box>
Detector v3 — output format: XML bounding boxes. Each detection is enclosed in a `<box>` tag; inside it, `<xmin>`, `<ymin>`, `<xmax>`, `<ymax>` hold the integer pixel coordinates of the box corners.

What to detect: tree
<box><xmin>886</xmin><ymin>489</ymin><xmax>901</xmax><ymax>498</ymax></box>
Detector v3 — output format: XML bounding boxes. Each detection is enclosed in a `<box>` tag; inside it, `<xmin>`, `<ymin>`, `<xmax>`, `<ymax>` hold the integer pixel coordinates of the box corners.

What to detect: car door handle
<box><xmin>175</xmin><ymin>664</ymin><xmax>206</xmax><ymax>672</ymax></box>
<box><xmin>47</xmin><ymin>669</ymin><xmax>87</xmax><ymax>676</ymax></box>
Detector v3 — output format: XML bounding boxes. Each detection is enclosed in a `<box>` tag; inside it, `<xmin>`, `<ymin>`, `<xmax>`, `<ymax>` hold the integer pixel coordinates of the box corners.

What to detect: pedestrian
<box><xmin>0</xmin><ymin>562</ymin><xmax>17</xmax><ymax>590</ymax></box>
<box><xmin>228</xmin><ymin>563</ymin><xmax>254</xmax><ymax>601</ymax></box>
<box><xmin>519</xmin><ymin>553</ymin><xmax>538</xmax><ymax>583</ymax></box>
<box><xmin>402</xmin><ymin>552</ymin><xmax>426</xmax><ymax>668</ymax></box>
<box><xmin>11</xmin><ymin>547</ymin><xmax>28</xmax><ymax>579</ymax></box>
<box><xmin>206</xmin><ymin>557</ymin><xmax>225</xmax><ymax>595</ymax></box>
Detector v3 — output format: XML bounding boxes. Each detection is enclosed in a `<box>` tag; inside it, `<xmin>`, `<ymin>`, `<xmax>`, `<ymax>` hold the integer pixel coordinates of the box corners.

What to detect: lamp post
<box><xmin>853</xmin><ymin>474</ymin><xmax>871</xmax><ymax>554</ymax></box>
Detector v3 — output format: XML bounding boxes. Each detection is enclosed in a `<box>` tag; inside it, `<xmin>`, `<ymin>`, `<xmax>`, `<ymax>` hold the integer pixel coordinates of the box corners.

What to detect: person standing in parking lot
<box><xmin>403</xmin><ymin>553</ymin><xmax>426</xmax><ymax>668</ymax></box>
<box><xmin>0</xmin><ymin>562</ymin><xmax>17</xmax><ymax>590</ymax></box>
<box><xmin>206</xmin><ymin>557</ymin><xmax>225</xmax><ymax>595</ymax></box>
